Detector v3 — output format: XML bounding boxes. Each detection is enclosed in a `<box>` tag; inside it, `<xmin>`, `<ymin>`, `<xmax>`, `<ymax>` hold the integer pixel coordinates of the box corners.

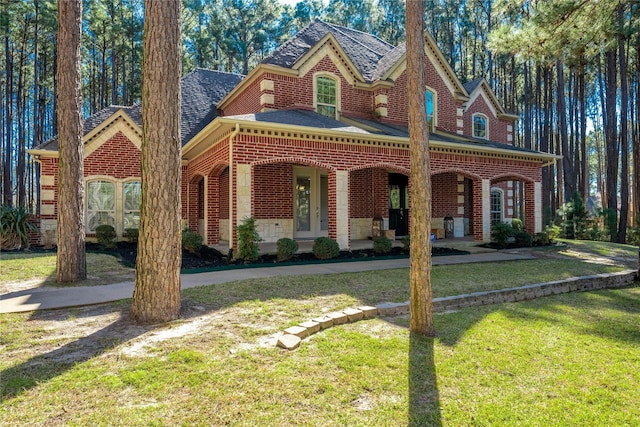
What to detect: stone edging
<box><xmin>277</xmin><ymin>270</ymin><xmax>639</xmax><ymax>350</ymax></box>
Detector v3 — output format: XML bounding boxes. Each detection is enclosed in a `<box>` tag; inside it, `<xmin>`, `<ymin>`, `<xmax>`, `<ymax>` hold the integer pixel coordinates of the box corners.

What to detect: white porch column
<box><xmin>534</xmin><ymin>182</ymin><xmax>542</xmax><ymax>233</ymax></box>
<box><xmin>482</xmin><ymin>179</ymin><xmax>491</xmax><ymax>241</ymax></box>
<box><xmin>235</xmin><ymin>163</ymin><xmax>252</xmax><ymax>228</ymax></box>
<box><xmin>335</xmin><ymin>170</ymin><xmax>349</xmax><ymax>249</ymax></box>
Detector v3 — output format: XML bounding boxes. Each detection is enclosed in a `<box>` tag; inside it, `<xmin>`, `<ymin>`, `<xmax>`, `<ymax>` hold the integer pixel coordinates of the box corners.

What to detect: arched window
<box><xmin>315</xmin><ymin>75</ymin><xmax>338</xmax><ymax>119</ymax></box>
<box><xmin>473</xmin><ymin>114</ymin><xmax>488</xmax><ymax>139</ymax></box>
<box><xmin>87</xmin><ymin>180</ymin><xmax>116</xmax><ymax>233</ymax></box>
<box><xmin>490</xmin><ymin>189</ymin><xmax>503</xmax><ymax>225</ymax></box>
<box><xmin>425</xmin><ymin>89</ymin><xmax>436</xmax><ymax>131</ymax></box>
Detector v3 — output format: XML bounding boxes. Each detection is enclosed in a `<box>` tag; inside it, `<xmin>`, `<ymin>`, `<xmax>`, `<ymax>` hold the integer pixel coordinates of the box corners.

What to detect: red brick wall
<box><xmin>253</xmin><ymin>163</ymin><xmax>293</xmax><ymax>218</ymax></box>
<box><xmin>463</xmin><ymin>93</ymin><xmax>511</xmax><ymax>144</ymax></box>
<box><xmin>385</xmin><ymin>61</ymin><xmax>460</xmax><ymax>133</ymax></box>
<box><xmin>222</xmin><ymin>78</ymin><xmax>262</xmax><ymax>116</ymax></box>
<box><xmin>350</xmin><ymin>169</ymin><xmax>374</xmax><ymax>217</ymax></box>
<box><xmin>219</xmin><ymin>167</ymin><xmax>229</xmax><ymax>219</ymax></box>
<box><xmin>40</xmin><ymin>157</ymin><xmax>58</xmax><ymax>219</ymax></box>
<box><xmin>85</xmin><ymin>131</ymin><xmax>141</xmax><ymax>178</ymax></box>
<box><xmin>432</xmin><ymin>173</ymin><xmax>459</xmax><ymax>218</ymax></box>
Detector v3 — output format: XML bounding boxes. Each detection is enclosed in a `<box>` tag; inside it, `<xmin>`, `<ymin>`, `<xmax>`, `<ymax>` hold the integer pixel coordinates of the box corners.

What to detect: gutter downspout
<box><xmin>228</xmin><ymin>124</ymin><xmax>240</xmax><ymax>255</ymax></box>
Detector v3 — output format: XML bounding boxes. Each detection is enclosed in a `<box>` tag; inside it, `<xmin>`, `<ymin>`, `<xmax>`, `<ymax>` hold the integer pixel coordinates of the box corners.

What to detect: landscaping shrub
<box><xmin>95</xmin><ymin>224</ymin><xmax>117</xmax><ymax>249</ymax></box>
<box><xmin>545</xmin><ymin>224</ymin><xmax>560</xmax><ymax>243</ymax></box>
<box><xmin>182</xmin><ymin>229</ymin><xmax>203</xmax><ymax>255</ymax></box>
<box><xmin>401</xmin><ymin>235</ymin><xmax>411</xmax><ymax>252</ymax></box>
<box><xmin>491</xmin><ymin>222</ymin><xmax>514</xmax><ymax>248</ymax></box>
<box><xmin>236</xmin><ymin>217</ymin><xmax>261</xmax><ymax>261</ymax></box>
<box><xmin>533</xmin><ymin>232</ymin><xmax>550</xmax><ymax>246</ymax></box>
<box><xmin>0</xmin><ymin>205</ymin><xmax>37</xmax><ymax>250</ymax></box>
<box><xmin>511</xmin><ymin>218</ymin><xmax>524</xmax><ymax>232</ymax></box>
<box><xmin>513</xmin><ymin>230</ymin><xmax>533</xmax><ymax>247</ymax></box>
<box><xmin>124</xmin><ymin>228</ymin><xmax>138</xmax><ymax>243</ymax></box>
<box><xmin>312</xmin><ymin>237</ymin><xmax>339</xmax><ymax>260</ymax></box>
<box><xmin>557</xmin><ymin>192</ymin><xmax>589</xmax><ymax>239</ymax></box>
<box><xmin>373</xmin><ymin>236</ymin><xmax>392</xmax><ymax>254</ymax></box>
<box><xmin>276</xmin><ymin>237</ymin><xmax>298</xmax><ymax>261</ymax></box>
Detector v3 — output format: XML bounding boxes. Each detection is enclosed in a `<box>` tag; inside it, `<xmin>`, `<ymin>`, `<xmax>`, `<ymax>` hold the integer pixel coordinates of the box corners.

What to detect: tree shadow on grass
<box><xmin>408</xmin><ymin>332</ymin><xmax>442</xmax><ymax>426</ymax></box>
<box><xmin>0</xmin><ymin>304</ymin><xmax>152</xmax><ymax>402</ymax></box>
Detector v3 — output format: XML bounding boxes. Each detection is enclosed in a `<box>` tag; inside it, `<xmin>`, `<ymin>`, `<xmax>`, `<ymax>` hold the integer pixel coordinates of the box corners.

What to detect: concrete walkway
<box><xmin>1</xmin><ymin>251</ymin><xmax>534</xmax><ymax>314</ymax></box>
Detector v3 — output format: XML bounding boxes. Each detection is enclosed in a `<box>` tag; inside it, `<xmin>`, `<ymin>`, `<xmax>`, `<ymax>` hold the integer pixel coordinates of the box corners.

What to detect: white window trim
<box><xmin>313</xmin><ymin>72</ymin><xmax>341</xmax><ymax>120</ymax></box>
<box><xmin>472</xmin><ymin>113</ymin><xmax>489</xmax><ymax>139</ymax></box>
<box><xmin>490</xmin><ymin>188</ymin><xmax>503</xmax><ymax>225</ymax></box>
<box><xmin>425</xmin><ymin>86</ymin><xmax>437</xmax><ymax>132</ymax></box>
<box><xmin>84</xmin><ymin>176</ymin><xmax>141</xmax><ymax>237</ymax></box>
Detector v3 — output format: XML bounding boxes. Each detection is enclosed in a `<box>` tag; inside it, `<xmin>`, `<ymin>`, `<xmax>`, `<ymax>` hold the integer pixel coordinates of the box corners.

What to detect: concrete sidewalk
<box><xmin>1</xmin><ymin>251</ymin><xmax>534</xmax><ymax>314</ymax></box>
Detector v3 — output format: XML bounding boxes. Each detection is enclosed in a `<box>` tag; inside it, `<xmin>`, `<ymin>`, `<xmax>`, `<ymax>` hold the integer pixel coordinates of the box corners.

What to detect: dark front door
<box><xmin>388</xmin><ymin>173</ymin><xmax>409</xmax><ymax>237</ymax></box>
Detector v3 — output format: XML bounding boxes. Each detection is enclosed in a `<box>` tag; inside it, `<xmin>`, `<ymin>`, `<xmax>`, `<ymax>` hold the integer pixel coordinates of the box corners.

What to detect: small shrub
<box><xmin>95</xmin><ymin>224</ymin><xmax>117</xmax><ymax>249</ymax></box>
<box><xmin>276</xmin><ymin>237</ymin><xmax>298</xmax><ymax>261</ymax></box>
<box><xmin>0</xmin><ymin>205</ymin><xmax>38</xmax><ymax>250</ymax></box>
<box><xmin>533</xmin><ymin>232</ymin><xmax>550</xmax><ymax>246</ymax></box>
<box><xmin>236</xmin><ymin>217</ymin><xmax>261</xmax><ymax>262</ymax></box>
<box><xmin>124</xmin><ymin>228</ymin><xmax>138</xmax><ymax>243</ymax></box>
<box><xmin>545</xmin><ymin>224</ymin><xmax>561</xmax><ymax>243</ymax></box>
<box><xmin>312</xmin><ymin>237</ymin><xmax>339</xmax><ymax>260</ymax></box>
<box><xmin>182</xmin><ymin>229</ymin><xmax>203</xmax><ymax>255</ymax></box>
<box><xmin>401</xmin><ymin>235</ymin><xmax>411</xmax><ymax>252</ymax></box>
<box><xmin>373</xmin><ymin>236</ymin><xmax>392</xmax><ymax>254</ymax></box>
<box><xmin>491</xmin><ymin>222</ymin><xmax>514</xmax><ymax>248</ymax></box>
<box><xmin>513</xmin><ymin>230</ymin><xmax>533</xmax><ymax>247</ymax></box>
<box><xmin>511</xmin><ymin>218</ymin><xmax>524</xmax><ymax>232</ymax></box>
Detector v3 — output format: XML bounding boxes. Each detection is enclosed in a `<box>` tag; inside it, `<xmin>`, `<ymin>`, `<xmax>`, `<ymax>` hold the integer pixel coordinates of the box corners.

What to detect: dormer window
<box><xmin>473</xmin><ymin>114</ymin><xmax>488</xmax><ymax>139</ymax></box>
<box><xmin>315</xmin><ymin>75</ymin><xmax>338</xmax><ymax>119</ymax></box>
<box><xmin>425</xmin><ymin>88</ymin><xmax>436</xmax><ymax>132</ymax></box>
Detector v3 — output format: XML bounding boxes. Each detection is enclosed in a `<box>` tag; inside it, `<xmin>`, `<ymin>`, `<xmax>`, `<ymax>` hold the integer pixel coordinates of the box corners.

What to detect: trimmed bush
<box><xmin>533</xmin><ymin>232</ymin><xmax>550</xmax><ymax>246</ymax></box>
<box><xmin>401</xmin><ymin>235</ymin><xmax>411</xmax><ymax>252</ymax></box>
<box><xmin>95</xmin><ymin>224</ymin><xmax>117</xmax><ymax>249</ymax></box>
<box><xmin>545</xmin><ymin>224</ymin><xmax>561</xmax><ymax>243</ymax></box>
<box><xmin>511</xmin><ymin>218</ymin><xmax>524</xmax><ymax>232</ymax></box>
<box><xmin>373</xmin><ymin>236</ymin><xmax>392</xmax><ymax>254</ymax></box>
<box><xmin>124</xmin><ymin>228</ymin><xmax>139</xmax><ymax>243</ymax></box>
<box><xmin>182</xmin><ymin>229</ymin><xmax>203</xmax><ymax>255</ymax></box>
<box><xmin>0</xmin><ymin>205</ymin><xmax>38</xmax><ymax>250</ymax></box>
<box><xmin>513</xmin><ymin>230</ymin><xmax>533</xmax><ymax>247</ymax></box>
<box><xmin>276</xmin><ymin>238</ymin><xmax>298</xmax><ymax>262</ymax></box>
<box><xmin>312</xmin><ymin>237</ymin><xmax>339</xmax><ymax>260</ymax></box>
<box><xmin>236</xmin><ymin>217</ymin><xmax>261</xmax><ymax>261</ymax></box>
<box><xmin>491</xmin><ymin>222</ymin><xmax>514</xmax><ymax>248</ymax></box>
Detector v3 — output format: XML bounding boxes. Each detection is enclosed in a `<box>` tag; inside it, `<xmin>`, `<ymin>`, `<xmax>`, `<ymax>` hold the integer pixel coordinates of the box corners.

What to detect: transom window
<box><xmin>473</xmin><ymin>114</ymin><xmax>488</xmax><ymax>139</ymax></box>
<box><xmin>316</xmin><ymin>76</ymin><xmax>337</xmax><ymax>119</ymax></box>
<box><xmin>425</xmin><ymin>89</ymin><xmax>436</xmax><ymax>132</ymax></box>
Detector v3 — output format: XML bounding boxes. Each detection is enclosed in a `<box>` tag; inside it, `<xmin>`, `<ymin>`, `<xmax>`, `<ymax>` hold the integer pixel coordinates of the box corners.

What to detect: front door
<box><xmin>294</xmin><ymin>168</ymin><xmax>328</xmax><ymax>238</ymax></box>
<box><xmin>388</xmin><ymin>173</ymin><xmax>409</xmax><ymax>237</ymax></box>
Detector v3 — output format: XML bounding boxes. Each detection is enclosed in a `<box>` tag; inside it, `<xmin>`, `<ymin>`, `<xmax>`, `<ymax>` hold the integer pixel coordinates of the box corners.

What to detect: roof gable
<box><xmin>463</xmin><ymin>78</ymin><xmax>515</xmax><ymax>120</ymax></box>
<box><xmin>262</xmin><ymin>19</ymin><xmax>393</xmax><ymax>83</ymax></box>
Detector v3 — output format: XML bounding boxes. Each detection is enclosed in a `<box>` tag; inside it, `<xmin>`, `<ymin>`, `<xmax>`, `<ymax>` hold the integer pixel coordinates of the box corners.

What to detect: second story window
<box><xmin>473</xmin><ymin>114</ymin><xmax>488</xmax><ymax>139</ymax></box>
<box><xmin>425</xmin><ymin>89</ymin><xmax>435</xmax><ymax>131</ymax></box>
<box><xmin>316</xmin><ymin>76</ymin><xmax>337</xmax><ymax>119</ymax></box>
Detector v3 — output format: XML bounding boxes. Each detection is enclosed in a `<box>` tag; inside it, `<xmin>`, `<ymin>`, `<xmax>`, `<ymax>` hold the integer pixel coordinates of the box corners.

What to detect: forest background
<box><xmin>1</xmin><ymin>0</ymin><xmax>639</xmax><ymax>244</ymax></box>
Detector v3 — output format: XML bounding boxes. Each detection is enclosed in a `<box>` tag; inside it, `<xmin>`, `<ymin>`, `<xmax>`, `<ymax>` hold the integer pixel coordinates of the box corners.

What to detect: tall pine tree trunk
<box><xmin>604</xmin><ymin>47</ymin><xmax>619</xmax><ymax>242</ymax></box>
<box><xmin>131</xmin><ymin>0</ymin><xmax>182</xmax><ymax>324</ymax></box>
<box><xmin>56</xmin><ymin>0</ymin><xmax>86</xmax><ymax>282</ymax></box>
<box><xmin>556</xmin><ymin>60</ymin><xmax>573</xmax><ymax>203</ymax></box>
<box><xmin>406</xmin><ymin>0</ymin><xmax>434</xmax><ymax>336</ymax></box>
<box><xmin>617</xmin><ymin>4</ymin><xmax>629</xmax><ymax>243</ymax></box>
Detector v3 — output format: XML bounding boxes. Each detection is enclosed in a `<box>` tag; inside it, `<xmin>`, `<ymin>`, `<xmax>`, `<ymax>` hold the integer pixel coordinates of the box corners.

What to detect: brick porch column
<box><xmin>234</xmin><ymin>163</ymin><xmax>252</xmax><ymax>250</ymax></box>
<box><xmin>472</xmin><ymin>179</ymin><xmax>491</xmax><ymax>241</ymax></box>
<box><xmin>207</xmin><ymin>175</ymin><xmax>219</xmax><ymax>245</ymax></box>
<box><xmin>524</xmin><ymin>181</ymin><xmax>540</xmax><ymax>233</ymax></box>
<box><xmin>329</xmin><ymin>170</ymin><xmax>350</xmax><ymax>250</ymax></box>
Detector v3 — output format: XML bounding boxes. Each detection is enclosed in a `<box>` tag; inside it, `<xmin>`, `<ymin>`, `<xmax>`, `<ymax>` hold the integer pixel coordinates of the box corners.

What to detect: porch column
<box><xmin>472</xmin><ymin>179</ymin><xmax>491</xmax><ymax>241</ymax></box>
<box><xmin>235</xmin><ymin>164</ymin><xmax>252</xmax><ymax>248</ymax></box>
<box><xmin>525</xmin><ymin>181</ymin><xmax>541</xmax><ymax>234</ymax></box>
<box><xmin>207</xmin><ymin>175</ymin><xmax>220</xmax><ymax>245</ymax></box>
<box><xmin>334</xmin><ymin>170</ymin><xmax>350</xmax><ymax>249</ymax></box>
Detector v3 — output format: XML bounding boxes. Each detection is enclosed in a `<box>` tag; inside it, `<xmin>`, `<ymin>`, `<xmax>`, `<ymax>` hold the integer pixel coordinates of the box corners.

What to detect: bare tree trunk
<box><xmin>557</xmin><ymin>60</ymin><xmax>573</xmax><ymax>203</ymax></box>
<box><xmin>617</xmin><ymin>4</ymin><xmax>629</xmax><ymax>243</ymax></box>
<box><xmin>56</xmin><ymin>0</ymin><xmax>86</xmax><ymax>283</ymax></box>
<box><xmin>131</xmin><ymin>0</ymin><xmax>182</xmax><ymax>324</ymax></box>
<box><xmin>4</xmin><ymin>35</ymin><xmax>13</xmax><ymax>206</ymax></box>
<box><xmin>605</xmin><ymin>47</ymin><xmax>619</xmax><ymax>241</ymax></box>
<box><xmin>406</xmin><ymin>0</ymin><xmax>434</xmax><ymax>336</ymax></box>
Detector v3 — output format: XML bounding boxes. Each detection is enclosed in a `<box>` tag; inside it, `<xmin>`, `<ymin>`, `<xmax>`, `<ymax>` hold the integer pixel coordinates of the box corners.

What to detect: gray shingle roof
<box><xmin>372</xmin><ymin>42</ymin><xmax>406</xmax><ymax>81</ymax></box>
<box><xmin>262</xmin><ymin>19</ymin><xmax>394</xmax><ymax>83</ymax></box>
<box><xmin>35</xmin><ymin>68</ymin><xmax>244</xmax><ymax>151</ymax></box>
<box><xmin>462</xmin><ymin>78</ymin><xmax>484</xmax><ymax>94</ymax></box>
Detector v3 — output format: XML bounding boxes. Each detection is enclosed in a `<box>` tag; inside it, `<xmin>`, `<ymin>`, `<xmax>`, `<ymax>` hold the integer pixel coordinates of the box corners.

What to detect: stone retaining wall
<box><xmin>277</xmin><ymin>269</ymin><xmax>639</xmax><ymax>349</ymax></box>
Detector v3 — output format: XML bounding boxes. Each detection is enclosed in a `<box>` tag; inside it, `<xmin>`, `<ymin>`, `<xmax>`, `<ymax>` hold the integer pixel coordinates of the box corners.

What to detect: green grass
<box><xmin>0</xmin><ymin>251</ymin><xmax>134</xmax><ymax>287</ymax></box>
<box><xmin>1</xmin><ymin>287</ymin><xmax>638</xmax><ymax>426</ymax></box>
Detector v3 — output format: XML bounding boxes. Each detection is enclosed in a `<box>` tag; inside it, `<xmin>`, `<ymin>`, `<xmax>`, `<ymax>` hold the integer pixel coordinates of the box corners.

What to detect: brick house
<box><xmin>29</xmin><ymin>19</ymin><xmax>557</xmax><ymax>250</ymax></box>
